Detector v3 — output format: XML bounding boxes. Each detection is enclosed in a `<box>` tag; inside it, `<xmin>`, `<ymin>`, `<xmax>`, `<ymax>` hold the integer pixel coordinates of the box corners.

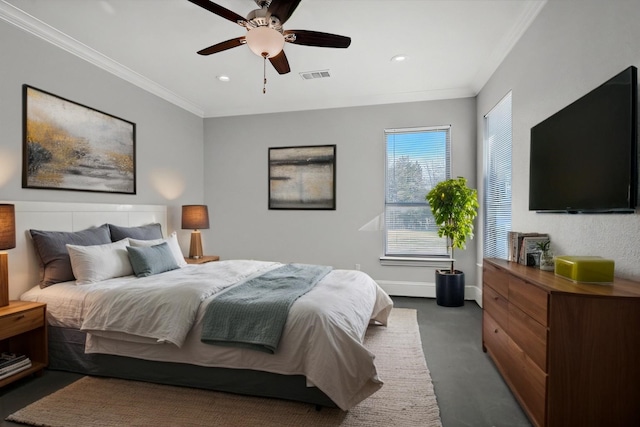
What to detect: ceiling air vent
<box><xmin>299</xmin><ymin>70</ymin><xmax>331</xmax><ymax>80</ymax></box>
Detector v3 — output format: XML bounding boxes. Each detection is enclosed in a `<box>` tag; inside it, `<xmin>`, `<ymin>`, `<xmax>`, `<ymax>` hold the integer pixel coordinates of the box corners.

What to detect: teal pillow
<box><xmin>126</xmin><ymin>242</ymin><xmax>179</xmax><ymax>277</ymax></box>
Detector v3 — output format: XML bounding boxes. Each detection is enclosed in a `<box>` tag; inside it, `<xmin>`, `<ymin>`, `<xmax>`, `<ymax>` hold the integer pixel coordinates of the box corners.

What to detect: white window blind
<box><xmin>484</xmin><ymin>92</ymin><xmax>512</xmax><ymax>259</ymax></box>
<box><xmin>384</xmin><ymin>126</ymin><xmax>451</xmax><ymax>257</ymax></box>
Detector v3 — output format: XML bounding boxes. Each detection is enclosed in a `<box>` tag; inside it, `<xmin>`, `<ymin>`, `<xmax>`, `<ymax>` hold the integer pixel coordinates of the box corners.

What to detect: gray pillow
<box><xmin>30</xmin><ymin>224</ymin><xmax>112</xmax><ymax>288</ymax></box>
<box><xmin>126</xmin><ymin>242</ymin><xmax>179</xmax><ymax>277</ymax></box>
<box><xmin>108</xmin><ymin>223</ymin><xmax>163</xmax><ymax>242</ymax></box>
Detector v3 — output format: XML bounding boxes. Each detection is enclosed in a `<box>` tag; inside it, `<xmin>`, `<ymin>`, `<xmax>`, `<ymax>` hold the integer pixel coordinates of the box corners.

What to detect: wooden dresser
<box><xmin>482</xmin><ymin>258</ymin><xmax>640</xmax><ymax>427</ymax></box>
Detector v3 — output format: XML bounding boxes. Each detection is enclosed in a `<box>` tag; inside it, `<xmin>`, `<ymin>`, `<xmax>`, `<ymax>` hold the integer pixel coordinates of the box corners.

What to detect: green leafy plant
<box><xmin>426</xmin><ymin>176</ymin><xmax>479</xmax><ymax>273</ymax></box>
<box><xmin>534</xmin><ymin>240</ymin><xmax>551</xmax><ymax>254</ymax></box>
<box><xmin>535</xmin><ymin>239</ymin><xmax>555</xmax><ymax>270</ymax></box>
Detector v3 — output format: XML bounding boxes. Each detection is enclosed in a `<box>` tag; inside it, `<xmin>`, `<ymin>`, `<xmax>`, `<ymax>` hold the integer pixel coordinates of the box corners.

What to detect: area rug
<box><xmin>7</xmin><ymin>308</ymin><xmax>442</xmax><ymax>427</ymax></box>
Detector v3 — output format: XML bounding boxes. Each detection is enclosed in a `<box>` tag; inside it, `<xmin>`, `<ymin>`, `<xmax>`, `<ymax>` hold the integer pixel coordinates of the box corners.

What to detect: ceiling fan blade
<box><xmin>284</xmin><ymin>30</ymin><xmax>351</xmax><ymax>48</ymax></box>
<box><xmin>197</xmin><ymin>37</ymin><xmax>245</xmax><ymax>55</ymax></box>
<box><xmin>187</xmin><ymin>0</ymin><xmax>246</xmax><ymax>26</ymax></box>
<box><xmin>269</xmin><ymin>50</ymin><xmax>291</xmax><ymax>74</ymax></box>
<box><xmin>267</xmin><ymin>0</ymin><xmax>302</xmax><ymax>25</ymax></box>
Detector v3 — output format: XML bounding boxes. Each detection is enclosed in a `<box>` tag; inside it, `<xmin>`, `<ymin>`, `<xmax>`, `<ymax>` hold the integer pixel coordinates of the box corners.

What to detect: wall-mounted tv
<box><xmin>529</xmin><ymin>66</ymin><xmax>638</xmax><ymax>213</ymax></box>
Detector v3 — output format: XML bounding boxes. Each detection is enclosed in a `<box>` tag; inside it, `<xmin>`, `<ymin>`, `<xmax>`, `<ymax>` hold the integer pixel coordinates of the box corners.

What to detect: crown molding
<box><xmin>0</xmin><ymin>1</ymin><xmax>204</xmax><ymax>117</ymax></box>
<box><xmin>471</xmin><ymin>0</ymin><xmax>547</xmax><ymax>94</ymax></box>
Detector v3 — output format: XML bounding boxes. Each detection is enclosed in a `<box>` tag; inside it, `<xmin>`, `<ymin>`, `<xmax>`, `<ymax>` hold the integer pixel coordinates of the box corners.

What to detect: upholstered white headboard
<box><xmin>2</xmin><ymin>201</ymin><xmax>167</xmax><ymax>299</ymax></box>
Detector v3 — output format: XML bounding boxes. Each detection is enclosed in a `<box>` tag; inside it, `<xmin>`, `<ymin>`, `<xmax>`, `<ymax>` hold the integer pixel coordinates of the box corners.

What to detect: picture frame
<box><xmin>519</xmin><ymin>236</ymin><xmax>550</xmax><ymax>266</ymax></box>
<box><xmin>22</xmin><ymin>85</ymin><xmax>136</xmax><ymax>194</ymax></box>
<box><xmin>268</xmin><ymin>145</ymin><xmax>336</xmax><ymax>210</ymax></box>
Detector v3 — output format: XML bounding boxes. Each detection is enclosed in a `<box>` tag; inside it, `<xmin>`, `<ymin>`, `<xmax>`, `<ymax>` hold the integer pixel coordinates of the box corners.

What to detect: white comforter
<box><xmin>21</xmin><ymin>260</ymin><xmax>394</xmax><ymax>410</ymax></box>
<box><xmin>80</xmin><ymin>260</ymin><xmax>279</xmax><ymax>347</ymax></box>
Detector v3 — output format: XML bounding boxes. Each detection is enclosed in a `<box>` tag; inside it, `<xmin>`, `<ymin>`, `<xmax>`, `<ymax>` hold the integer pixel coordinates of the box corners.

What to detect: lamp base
<box><xmin>188</xmin><ymin>231</ymin><xmax>203</xmax><ymax>259</ymax></box>
<box><xmin>0</xmin><ymin>252</ymin><xmax>8</xmax><ymax>307</ymax></box>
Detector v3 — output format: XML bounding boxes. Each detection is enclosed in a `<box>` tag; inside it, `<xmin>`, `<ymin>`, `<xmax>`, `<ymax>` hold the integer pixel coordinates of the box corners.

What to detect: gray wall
<box><xmin>477</xmin><ymin>0</ymin><xmax>640</xmax><ymax>279</ymax></box>
<box><xmin>0</xmin><ymin>19</ymin><xmax>204</xmax><ymax>247</ymax></box>
<box><xmin>203</xmin><ymin>98</ymin><xmax>477</xmax><ymax>291</ymax></box>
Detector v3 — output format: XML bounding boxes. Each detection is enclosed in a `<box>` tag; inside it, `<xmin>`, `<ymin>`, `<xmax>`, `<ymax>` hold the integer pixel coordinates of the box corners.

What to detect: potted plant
<box><xmin>426</xmin><ymin>176</ymin><xmax>479</xmax><ymax>307</ymax></box>
<box><xmin>535</xmin><ymin>240</ymin><xmax>554</xmax><ymax>271</ymax></box>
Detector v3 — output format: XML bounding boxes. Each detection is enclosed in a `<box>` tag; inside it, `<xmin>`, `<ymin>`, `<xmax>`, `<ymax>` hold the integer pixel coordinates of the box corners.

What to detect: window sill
<box><xmin>379</xmin><ymin>256</ymin><xmax>453</xmax><ymax>268</ymax></box>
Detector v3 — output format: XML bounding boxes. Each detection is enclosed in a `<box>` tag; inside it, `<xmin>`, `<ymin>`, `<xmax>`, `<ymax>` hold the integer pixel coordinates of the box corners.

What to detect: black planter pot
<box><xmin>435</xmin><ymin>269</ymin><xmax>465</xmax><ymax>307</ymax></box>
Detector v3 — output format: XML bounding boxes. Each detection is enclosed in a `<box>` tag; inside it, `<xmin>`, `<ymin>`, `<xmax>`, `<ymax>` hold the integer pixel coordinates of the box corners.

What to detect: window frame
<box><xmin>382</xmin><ymin>125</ymin><xmax>452</xmax><ymax>263</ymax></box>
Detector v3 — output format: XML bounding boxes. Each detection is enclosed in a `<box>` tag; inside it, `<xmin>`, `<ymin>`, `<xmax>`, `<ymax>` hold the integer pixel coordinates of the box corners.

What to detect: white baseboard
<box><xmin>376</xmin><ymin>279</ymin><xmax>482</xmax><ymax>306</ymax></box>
<box><xmin>376</xmin><ymin>280</ymin><xmax>436</xmax><ymax>298</ymax></box>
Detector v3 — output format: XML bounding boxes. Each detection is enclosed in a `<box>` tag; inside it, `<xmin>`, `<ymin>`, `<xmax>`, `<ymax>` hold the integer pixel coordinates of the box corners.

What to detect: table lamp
<box><xmin>181</xmin><ymin>205</ymin><xmax>209</xmax><ymax>259</ymax></box>
<box><xmin>0</xmin><ymin>204</ymin><xmax>16</xmax><ymax>307</ymax></box>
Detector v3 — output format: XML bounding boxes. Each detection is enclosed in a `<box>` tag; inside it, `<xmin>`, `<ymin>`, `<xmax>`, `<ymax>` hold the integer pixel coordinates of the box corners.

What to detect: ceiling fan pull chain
<box><xmin>263</xmin><ymin>54</ymin><xmax>267</xmax><ymax>94</ymax></box>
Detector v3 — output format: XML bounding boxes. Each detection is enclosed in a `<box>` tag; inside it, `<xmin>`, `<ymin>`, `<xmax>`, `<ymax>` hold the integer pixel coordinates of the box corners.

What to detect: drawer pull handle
<box><xmin>14</xmin><ymin>315</ymin><xmax>25</xmax><ymax>320</ymax></box>
<box><xmin>494</xmin><ymin>328</ymin><xmax>499</xmax><ymax>334</ymax></box>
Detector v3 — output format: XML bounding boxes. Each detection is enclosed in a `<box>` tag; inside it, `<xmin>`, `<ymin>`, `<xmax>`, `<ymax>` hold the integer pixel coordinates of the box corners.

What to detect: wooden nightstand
<box><xmin>0</xmin><ymin>301</ymin><xmax>48</xmax><ymax>387</ymax></box>
<box><xmin>185</xmin><ymin>255</ymin><xmax>220</xmax><ymax>265</ymax></box>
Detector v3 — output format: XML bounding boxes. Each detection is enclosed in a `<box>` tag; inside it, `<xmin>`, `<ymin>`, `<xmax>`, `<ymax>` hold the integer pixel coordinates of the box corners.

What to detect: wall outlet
<box><xmin>355</xmin><ymin>264</ymin><xmax>361</xmax><ymax>271</ymax></box>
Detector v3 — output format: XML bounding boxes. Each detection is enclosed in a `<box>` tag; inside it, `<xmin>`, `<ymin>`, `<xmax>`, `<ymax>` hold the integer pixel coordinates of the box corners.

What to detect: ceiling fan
<box><xmin>187</xmin><ymin>0</ymin><xmax>352</xmax><ymax>78</ymax></box>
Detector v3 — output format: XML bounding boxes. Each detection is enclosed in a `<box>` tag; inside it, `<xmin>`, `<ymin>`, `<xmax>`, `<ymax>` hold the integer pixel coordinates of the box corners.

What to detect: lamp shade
<box><xmin>245</xmin><ymin>26</ymin><xmax>285</xmax><ymax>58</ymax></box>
<box><xmin>0</xmin><ymin>204</ymin><xmax>16</xmax><ymax>250</ymax></box>
<box><xmin>182</xmin><ymin>205</ymin><xmax>210</xmax><ymax>230</ymax></box>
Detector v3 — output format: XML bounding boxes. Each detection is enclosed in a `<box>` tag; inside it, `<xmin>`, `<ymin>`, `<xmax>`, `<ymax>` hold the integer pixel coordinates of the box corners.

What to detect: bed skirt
<box><xmin>47</xmin><ymin>326</ymin><xmax>337</xmax><ymax>408</ymax></box>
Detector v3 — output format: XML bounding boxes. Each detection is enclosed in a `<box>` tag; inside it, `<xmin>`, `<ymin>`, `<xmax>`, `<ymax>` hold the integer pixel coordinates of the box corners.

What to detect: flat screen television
<box><xmin>529</xmin><ymin>66</ymin><xmax>638</xmax><ymax>213</ymax></box>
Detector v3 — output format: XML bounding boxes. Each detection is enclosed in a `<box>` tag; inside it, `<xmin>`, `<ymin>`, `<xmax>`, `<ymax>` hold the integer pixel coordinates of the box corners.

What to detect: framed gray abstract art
<box><xmin>269</xmin><ymin>145</ymin><xmax>336</xmax><ymax>210</ymax></box>
<box><xmin>22</xmin><ymin>85</ymin><xmax>136</xmax><ymax>194</ymax></box>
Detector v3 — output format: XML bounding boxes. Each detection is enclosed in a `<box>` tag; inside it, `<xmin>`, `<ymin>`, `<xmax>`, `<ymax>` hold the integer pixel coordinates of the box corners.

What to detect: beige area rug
<box><xmin>7</xmin><ymin>308</ymin><xmax>442</xmax><ymax>427</ymax></box>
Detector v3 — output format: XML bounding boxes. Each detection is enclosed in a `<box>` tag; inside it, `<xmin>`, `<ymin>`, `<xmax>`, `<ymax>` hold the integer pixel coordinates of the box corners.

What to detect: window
<box><xmin>483</xmin><ymin>92</ymin><xmax>512</xmax><ymax>259</ymax></box>
<box><xmin>384</xmin><ymin>126</ymin><xmax>451</xmax><ymax>257</ymax></box>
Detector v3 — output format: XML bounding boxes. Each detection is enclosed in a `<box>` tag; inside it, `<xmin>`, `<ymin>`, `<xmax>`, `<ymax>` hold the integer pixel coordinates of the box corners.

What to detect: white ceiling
<box><xmin>1</xmin><ymin>0</ymin><xmax>546</xmax><ymax>118</ymax></box>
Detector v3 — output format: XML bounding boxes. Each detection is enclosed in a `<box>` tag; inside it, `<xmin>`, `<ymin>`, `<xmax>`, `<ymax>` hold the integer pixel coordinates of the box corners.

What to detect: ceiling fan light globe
<box><xmin>246</xmin><ymin>27</ymin><xmax>284</xmax><ymax>58</ymax></box>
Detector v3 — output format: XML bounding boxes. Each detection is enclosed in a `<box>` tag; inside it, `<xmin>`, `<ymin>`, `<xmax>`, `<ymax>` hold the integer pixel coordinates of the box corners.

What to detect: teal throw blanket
<box><xmin>201</xmin><ymin>263</ymin><xmax>332</xmax><ymax>354</ymax></box>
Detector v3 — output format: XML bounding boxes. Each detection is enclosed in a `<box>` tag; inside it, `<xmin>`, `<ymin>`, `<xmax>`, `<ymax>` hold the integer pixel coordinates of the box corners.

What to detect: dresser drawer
<box><xmin>483</xmin><ymin>312</ymin><xmax>511</xmax><ymax>374</ymax></box>
<box><xmin>484</xmin><ymin>262</ymin><xmax>509</xmax><ymax>298</ymax></box>
<box><xmin>484</xmin><ymin>285</ymin><xmax>509</xmax><ymax>331</ymax></box>
<box><xmin>508</xmin><ymin>337</ymin><xmax>547</xmax><ymax>427</ymax></box>
<box><xmin>509</xmin><ymin>303</ymin><xmax>548</xmax><ymax>372</ymax></box>
<box><xmin>0</xmin><ymin>307</ymin><xmax>45</xmax><ymax>341</ymax></box>
<box><xmin>509</xmin><ymin>276</ymin><xmax>548</xmax><ymax>327</ymax></box>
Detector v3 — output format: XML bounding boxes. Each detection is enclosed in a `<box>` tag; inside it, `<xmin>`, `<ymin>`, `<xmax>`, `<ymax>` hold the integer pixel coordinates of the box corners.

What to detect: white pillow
<box><xmin>128</xmin><ymin>232</ymin><xmax>187</xmax><ymax>268</ymax></box>
<box><xmin>66</xmin><ymin>239</ymin><xmax>133</xmax><ymax>285</ymax></box>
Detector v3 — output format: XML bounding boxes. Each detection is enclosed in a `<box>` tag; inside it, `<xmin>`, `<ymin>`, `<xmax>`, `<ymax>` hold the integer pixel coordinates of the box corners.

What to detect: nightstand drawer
<box><xmin>0</xmin><ymin>307</ymin><xmax>45</xmax><ymax>341</ymax></box>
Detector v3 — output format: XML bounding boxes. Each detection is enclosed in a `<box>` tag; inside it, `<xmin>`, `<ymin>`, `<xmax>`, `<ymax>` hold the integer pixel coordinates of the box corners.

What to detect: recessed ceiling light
<box><xmin>391</xmin><ymin>54</ymin><xmax>408</xmax><ymax>62</ymax></box>
<box><xmin>217</xmin><ymin>75</ymin><xmax>230</xmax><ymax>82</ymax></box>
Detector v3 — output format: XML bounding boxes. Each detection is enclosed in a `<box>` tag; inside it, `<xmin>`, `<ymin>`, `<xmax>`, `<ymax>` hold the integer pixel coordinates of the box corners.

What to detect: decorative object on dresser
<box><xmin>425</xmin><ymin>176</ymin><xmax>479</xmax><ymax>307</ymax></box>
<box><xmin>181</xmin><ymin>205</ymin><xmax>210</xmax><ymax>259</ymax></box>
<box><xmin>507</xmin><ymin>231</ymin><xmax>549</xmax><ymax>265</ymax></box>
<box><xmin>22</xmin><ymin>85</ymin><xmax>136</xmax><ymax>194</ymax></box>
<box><xmin>554</xmin><ymin>255</ymin><xmax>614</xmax><ymax>283</ymax></box>
<box><xmin>0</xmin><ymin>301</ymin><xmax>48</xmax><ymax>388</ymax></box>
<box><xmin>0</xmin><ymin>204</ymin><xmax>16</xmax><ymax>307</ymax></box>
<box><xmin>534</xmin><ymin>239</ymin><xmax>554</xmax><ymax>271</ymax></box>
<box><xmin>482</xmin><ymin>258</ymin><xmax>640</xmax><ymax>427</ymax></box>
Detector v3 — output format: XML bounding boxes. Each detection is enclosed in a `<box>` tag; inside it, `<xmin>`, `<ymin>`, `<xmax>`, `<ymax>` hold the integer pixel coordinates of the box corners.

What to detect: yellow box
<box><xmin>554</xmin><ymin>256</ymin><xmax>615</xmax><ymax>284</ymax></box>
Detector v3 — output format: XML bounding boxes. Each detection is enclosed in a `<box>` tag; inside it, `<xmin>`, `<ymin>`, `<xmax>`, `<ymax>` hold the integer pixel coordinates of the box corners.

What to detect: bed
<box><xmin>9</xmin><ymin>202</ymin><xmax>394</xmax><ymax>410</ymax></box>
